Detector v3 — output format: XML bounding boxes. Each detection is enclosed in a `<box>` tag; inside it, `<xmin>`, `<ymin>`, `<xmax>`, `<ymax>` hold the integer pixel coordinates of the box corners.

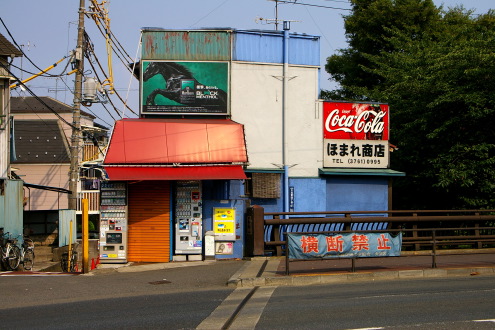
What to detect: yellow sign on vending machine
<box><xmin>213</xmin><ymin>208</ymin><xmax>236</xmax><ymax>240</ymax></box>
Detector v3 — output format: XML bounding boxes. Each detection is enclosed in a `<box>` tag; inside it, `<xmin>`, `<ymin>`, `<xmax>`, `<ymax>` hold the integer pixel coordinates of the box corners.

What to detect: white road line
<box><xmin>228</xmin><ymin>286</ymin><xmax>276</xmax><ymax>329</ymax></box>
<box><xmin>196</xmin><ymin>287</ymin><xmax>252</xmax><ymax>329</ymax></box>
<box><xmin>473</xmin><ymin>319</ymin><xmax>495</xmax><ymax>323</ymax></box>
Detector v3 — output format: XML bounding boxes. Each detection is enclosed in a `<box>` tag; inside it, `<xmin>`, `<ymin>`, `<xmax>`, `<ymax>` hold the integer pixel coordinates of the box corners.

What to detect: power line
<box><xmin>269</xmin><ymin>0</ymin><xmax>351</xmax><ymax>11</ymax></box>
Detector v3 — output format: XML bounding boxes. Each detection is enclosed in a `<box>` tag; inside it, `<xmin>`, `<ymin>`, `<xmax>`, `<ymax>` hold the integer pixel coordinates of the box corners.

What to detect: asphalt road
<box><xmin>2</xmin><ymin>262</ymin><xmax>495</xmax><ymax>329</ymax></box>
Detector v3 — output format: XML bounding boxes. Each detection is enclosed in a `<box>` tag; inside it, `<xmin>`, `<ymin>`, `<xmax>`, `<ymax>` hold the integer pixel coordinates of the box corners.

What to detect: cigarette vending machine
<box><xmin>175</xmin><ymin>181</ymin><xmax>202</xmax><ymax>255</ymax></box>
<box><xmin>99</xmin><ymin>181</ymin><xmax>127</xmax><ymax>263</ymax></box>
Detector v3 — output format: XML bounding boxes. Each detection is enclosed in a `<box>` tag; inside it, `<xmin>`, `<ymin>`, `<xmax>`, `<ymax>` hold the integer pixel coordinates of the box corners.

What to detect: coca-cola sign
<box><xmin>323</xmin><ymin>102</ymin><xmax>389</xmax><ymax>140</ymax></box>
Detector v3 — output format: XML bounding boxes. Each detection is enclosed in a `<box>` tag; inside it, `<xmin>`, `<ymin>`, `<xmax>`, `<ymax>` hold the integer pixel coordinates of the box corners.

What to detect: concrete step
<box><xmin>34</xmin><ymin>245</ymin><xmax>54</xmax><ymax>262</ymax></box>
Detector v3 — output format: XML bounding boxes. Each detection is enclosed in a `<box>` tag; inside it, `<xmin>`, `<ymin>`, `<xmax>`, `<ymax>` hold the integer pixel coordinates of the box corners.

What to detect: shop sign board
<box><xmin>323</xmin><ymin>101</ymin><xmax>390</xmax><ymax>168</ymax></box>
<box><xmin>323</xmin><ymin>139</ymin><xmax>390</xmax><ymax>168</ymax></box>
<box><xmin>141</xmin><ymin>61</ymin><xmax>229</xmax><ymax>115</ymax></box>
<box><xmin>287</xmin><ymin>232</ymin><xmax>402</xmax><ymax>259</ymax></box>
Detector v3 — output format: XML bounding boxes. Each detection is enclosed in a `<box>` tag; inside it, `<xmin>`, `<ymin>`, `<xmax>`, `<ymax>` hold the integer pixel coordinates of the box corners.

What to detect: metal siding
<box><xmin>233</xmin><ymin>31</ymin><xmax>320</xmax><ymax>66</ymax></box>
<box><xmin>142</xmin><ymin>31</ymin><xmax>231</xmax><ymax>61</ymax></box>
<box><xmin>58</xmin><ymin>209</ymin><xmax>77</xmax><ymax>247</ymax></box>
<box><xmin>289</xmin><ymin>35</ymin><xmax>320</xmax><ymax>66</ymax></box>
<box><xmin>127</xmin><ymin>181</ymin><xmax>170</xmax><ymax>262</ymax></box>
<box><xmin>233</xmin><ymin>32</ymin><xmax>282</xmax><ymax>63</ymax></box>
<box><xmin>0</xmin><ymin>179</ymin><xmax>23</xmax><ymax>236</ymax></box>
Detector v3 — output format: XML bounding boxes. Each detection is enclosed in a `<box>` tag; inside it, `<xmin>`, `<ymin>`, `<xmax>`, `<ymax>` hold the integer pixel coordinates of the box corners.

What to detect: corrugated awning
<box><xmin>103</xmin><ymin>118</ymin><xmax>248</xmax><ymax>181</ymax></box>
<box><xmin>104</xmin><ymin>118</ymin><xmax>248</xmax><ymax>164</ymax></box>
<box><xmin>105</xmin><ymin>166</ymin><xmax>247</xmax><ymax>181</ymax></box>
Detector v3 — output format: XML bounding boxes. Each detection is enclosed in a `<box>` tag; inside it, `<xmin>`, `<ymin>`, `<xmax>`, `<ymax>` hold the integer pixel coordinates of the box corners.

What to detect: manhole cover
<box><xmin>149</xmin><ymin>280</ymin><xmax>172</xmax><ymax>285</ymax></box>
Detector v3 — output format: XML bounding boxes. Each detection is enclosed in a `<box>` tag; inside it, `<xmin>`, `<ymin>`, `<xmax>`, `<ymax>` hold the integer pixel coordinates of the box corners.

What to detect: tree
<box><xmin>323</xmin><ymin>0</ymin><xmax>441</xmax><ymax>100</ymax></box>
<box><xmin>370</xmin><ymin>9</ymin><xmax>495</xmax><ymax>209</ymax></box>
<box><xmin>325</xmin><ymin>1</ymin><xmax>495</xmax><ymax>209</ymax></box>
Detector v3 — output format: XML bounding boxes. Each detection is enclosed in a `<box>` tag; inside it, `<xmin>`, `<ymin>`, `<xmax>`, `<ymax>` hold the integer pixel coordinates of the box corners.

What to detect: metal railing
<box><xmin>245</xmin><ymin>206</ymin><xmax>495</xmax><ymax>257</ymax></box>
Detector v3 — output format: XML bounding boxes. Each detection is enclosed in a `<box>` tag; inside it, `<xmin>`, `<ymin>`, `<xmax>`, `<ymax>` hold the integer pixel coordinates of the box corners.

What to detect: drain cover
<box><xmin>149</xmin><ymin>280</ymin><xmax>172</xmax><ymax>285</ymax></box>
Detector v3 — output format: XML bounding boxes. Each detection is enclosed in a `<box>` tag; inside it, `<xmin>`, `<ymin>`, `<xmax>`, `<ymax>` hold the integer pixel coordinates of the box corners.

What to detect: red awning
<box><xmin>104</xmin><ymin>118</ymin><xmax>248</xmax><ymax>164</ymax></box>
<box><xmin>105</xmin><ymin>166</ymin><xmax>247</xmax><ymax>181</ymax></box>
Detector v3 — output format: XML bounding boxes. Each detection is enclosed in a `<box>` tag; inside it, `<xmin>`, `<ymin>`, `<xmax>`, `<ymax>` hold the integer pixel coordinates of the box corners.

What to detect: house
<box><xmin>0</xmin><ymin>33</ymin><xmax>23</xmax><ymax>236</ymax></box>
<box><xmin>10</xmin><ymin>96</ymin><xmax>108</xmax><ymax>238</ymax></box>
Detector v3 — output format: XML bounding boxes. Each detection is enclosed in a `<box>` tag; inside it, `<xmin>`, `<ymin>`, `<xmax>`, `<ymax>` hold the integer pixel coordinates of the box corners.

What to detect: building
<box><xmin>0</xmin><ymin>33</ymin><xmax>23</xmax><ymax>236</ymax></box>
<box><xmin>10</xmin><ymin>96</ymin><xmax>108</xmax><ymax>239</ymax></box>
<box><xmin>102</xmin><ymin>28</ymin><xmax>404</xmax><ymax>263</ymax></box>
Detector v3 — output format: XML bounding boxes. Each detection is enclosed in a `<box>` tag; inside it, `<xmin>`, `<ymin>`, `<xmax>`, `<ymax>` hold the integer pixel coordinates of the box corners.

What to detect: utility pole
<box><xmin>69</xmin><ymin>0</ymin><xmax>85</xmax><ymax>210</ymax></box>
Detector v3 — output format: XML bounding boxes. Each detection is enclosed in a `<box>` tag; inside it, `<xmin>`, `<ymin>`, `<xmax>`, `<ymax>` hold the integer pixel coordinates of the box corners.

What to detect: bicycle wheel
<box><xmin>60</xmin><ymin>252</ymin><xmax>68</xmax><ymax>272</ymax></box>
<box><xmin>23</xmin><ymin>249</ymin><xmax>35</xmax><ymax>271</ymax></box>
<box><xmin>70</xmin><ymin>252</ymin><xmax>78</xmax><ymax>272</ymax></box>
<box><xmin>7</xmin><ymin>245</ymin><xmax>21</xmax><ymax>271</ymax></box>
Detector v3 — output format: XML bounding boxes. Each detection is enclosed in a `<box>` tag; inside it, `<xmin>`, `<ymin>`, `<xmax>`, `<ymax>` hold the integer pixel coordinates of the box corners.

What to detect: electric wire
<box><xmin>270</xmin><ymin>0</ymin><xmax>351</xmax><ymax>10</ymax></box>
<box><xmin>0</xmin><ymin>61</ymin><xmax>78</xmax><ymax>130</ymax></box>
<box><xmin>0</xmin><ymin>17</ymin><xmax>58</xmax><ymax>74</ymax></box>
<box><xmin>84</xmin><ymin>34</ymin><xmax>138</xmax><ymax>117</ymax></box>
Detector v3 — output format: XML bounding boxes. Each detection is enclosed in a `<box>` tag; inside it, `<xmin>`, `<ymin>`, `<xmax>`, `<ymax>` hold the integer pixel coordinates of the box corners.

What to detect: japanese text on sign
<box><xmin>323</xmin><ymin>139</ymin><xmax>390</xmax><ymax>168</ymax></box>
<box><xmin>287</xmin><ymin>232</ymin><xmax>402</xmax><ymax>259</ymax></box>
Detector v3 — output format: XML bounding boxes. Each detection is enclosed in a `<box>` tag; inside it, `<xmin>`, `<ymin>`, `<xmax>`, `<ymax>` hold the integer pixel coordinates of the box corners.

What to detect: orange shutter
<box><xmin>127</xmin><ymin>181</ymin><xmax>170</xmax><ymax>262</ymax></box>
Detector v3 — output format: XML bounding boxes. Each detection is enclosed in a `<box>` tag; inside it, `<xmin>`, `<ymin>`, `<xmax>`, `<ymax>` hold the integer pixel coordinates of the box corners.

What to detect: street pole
<box><xmin>282</xmin><ymin>21</ymin><xmax>290</xmax><ymax>216</ymax></box>
<box><xmin>69</xmin><ymin>0</ymin><xmax>85</xmax><ymax>210</ymax></box>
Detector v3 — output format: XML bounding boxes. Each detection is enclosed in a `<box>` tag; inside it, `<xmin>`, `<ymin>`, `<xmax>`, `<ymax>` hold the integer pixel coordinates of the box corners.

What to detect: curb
<box><xmin>231</xmin><ymin>266</ymin><xmax>495</xmax><ymax>287</ymax></box>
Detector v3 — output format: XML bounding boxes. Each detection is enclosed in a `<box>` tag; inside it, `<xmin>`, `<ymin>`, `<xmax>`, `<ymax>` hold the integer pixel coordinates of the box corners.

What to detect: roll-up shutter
<box><xmin>127</xmin><ymin>181</ymin><xmax>170</xmax><ymax>262</ymax></box>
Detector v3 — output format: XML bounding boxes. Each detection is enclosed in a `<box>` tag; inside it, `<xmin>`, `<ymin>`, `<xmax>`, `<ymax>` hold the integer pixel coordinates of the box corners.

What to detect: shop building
<box><xmin>102</xmin><ymin>28</ymin><xmax>404</xmax><ymax>263</ymax></box>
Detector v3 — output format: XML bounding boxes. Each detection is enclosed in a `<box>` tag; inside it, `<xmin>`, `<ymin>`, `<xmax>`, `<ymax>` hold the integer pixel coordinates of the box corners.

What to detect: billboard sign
<box><xmin>141</xmin><ymin>61</ymin><xmax>229</xmax><ymax>115</ymax></box>
<box><xmin>323</xmin><ymin>102</ymin><xmax>389</xmax><ymax>140</ymax></box>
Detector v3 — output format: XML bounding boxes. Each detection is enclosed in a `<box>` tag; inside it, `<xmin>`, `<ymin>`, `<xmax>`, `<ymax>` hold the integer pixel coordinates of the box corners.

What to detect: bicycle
<box><xmin>19</xmin><ymin>236</ymin><xmax>35</xmax><ymax>271</ymax></box>
<box><xmin>60</xmin><ymin>243</ymin><xmax>79</xmax><ymax>272</ymax></box>
<box><xmin>0</xmin><ymin>229</ymin><xmax>21</xmax><ymax>271</ymax></box>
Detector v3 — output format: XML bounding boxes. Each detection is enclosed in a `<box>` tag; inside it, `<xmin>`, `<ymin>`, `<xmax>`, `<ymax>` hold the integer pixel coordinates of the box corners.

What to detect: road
<box><xmin>1</xmin><ymin>262</ymin><xmax>495</xmax><ymax>329</ymax></box>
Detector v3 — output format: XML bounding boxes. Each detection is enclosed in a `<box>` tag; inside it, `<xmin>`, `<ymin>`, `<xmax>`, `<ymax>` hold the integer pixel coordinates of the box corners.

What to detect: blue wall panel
<box><xmin>289</xmin><ymin>178</ymin><xmax>326</xmax><ymax>212</ymax></box>
<box><xmin>326</xmin><ymin>177</ymin><xmax>388</xmax><ymax>211</ymax></box>
<box><xmin>233</xmin><ymin>30</ymin><xmax>320</xmax><ymax>66</ymax></box>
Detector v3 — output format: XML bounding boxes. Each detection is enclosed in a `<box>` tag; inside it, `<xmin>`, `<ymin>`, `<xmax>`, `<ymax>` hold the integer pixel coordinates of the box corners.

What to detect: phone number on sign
<box><xmin>348</xmin><ymin>159</ymin><xmax>381</xmax><ymax>165</ymax></box>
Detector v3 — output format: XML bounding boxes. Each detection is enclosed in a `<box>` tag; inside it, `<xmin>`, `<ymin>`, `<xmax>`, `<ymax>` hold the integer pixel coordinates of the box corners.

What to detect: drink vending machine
<box><xmin>99</xmin><ymin>181</ymin><xmax>127</xmax><ymax>263</ymax></box>
<box><xmin>175</xmin><ymin>181</ymin><xmax>202</xmax><ymax>255</ymax></box>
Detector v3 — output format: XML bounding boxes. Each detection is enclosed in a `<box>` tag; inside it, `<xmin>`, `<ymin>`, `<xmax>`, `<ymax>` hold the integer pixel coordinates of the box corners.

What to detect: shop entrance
<box><xmin>127</xmin><ymin>181</ymin><xmax>170</xmax><ymax>262</ymax></box>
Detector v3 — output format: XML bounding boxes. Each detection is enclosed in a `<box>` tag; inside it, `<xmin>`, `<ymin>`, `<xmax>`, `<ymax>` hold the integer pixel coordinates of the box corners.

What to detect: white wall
<box><xmin>230</xmin><ymin>62</ymin><xmax>322</xmax><ymax>177</ymax></box>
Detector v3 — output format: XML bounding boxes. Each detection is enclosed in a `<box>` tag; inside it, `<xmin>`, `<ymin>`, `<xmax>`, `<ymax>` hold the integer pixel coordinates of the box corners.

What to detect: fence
<box><xmin>245</xmin><ymin>206</ymin><xmax>495</xmax><ymax>258</ymax></box>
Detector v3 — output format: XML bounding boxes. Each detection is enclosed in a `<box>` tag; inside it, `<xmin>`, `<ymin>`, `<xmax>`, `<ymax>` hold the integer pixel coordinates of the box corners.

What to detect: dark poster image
<box><xmin>141</xmin><ymin>61</ymin><xmax>229</xmax><ymax>114</ymax></box>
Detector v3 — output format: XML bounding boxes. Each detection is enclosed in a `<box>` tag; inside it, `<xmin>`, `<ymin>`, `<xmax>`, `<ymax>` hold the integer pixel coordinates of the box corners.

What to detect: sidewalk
<box><xmin>31</xmin><ymin>250</ymin><xmax>495</xmax><ymax>287</ymax></box>
<box><xmin>228</xmin><ymin>251</ymin><xmax>495</xmax><ymax>287</ymax></box>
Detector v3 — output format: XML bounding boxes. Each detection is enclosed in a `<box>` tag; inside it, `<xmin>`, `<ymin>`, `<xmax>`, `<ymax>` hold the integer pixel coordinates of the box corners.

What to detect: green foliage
<box><xmin>325</xmin><ymin>2</ymin><xmax>495</xmax><ymax>209</ymax></box>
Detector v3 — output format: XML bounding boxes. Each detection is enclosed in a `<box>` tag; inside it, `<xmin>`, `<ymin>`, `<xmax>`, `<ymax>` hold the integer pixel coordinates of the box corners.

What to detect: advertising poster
<box><xmin>213</xmin><ymin>208</ymin><xmax>236</xmax><ymax>240</ymax></box>
<box><xmin>323</xmin><ymin>102</ymin><xmax>389</xmax><ymax>141</ymax></box>
<box><xmin>141</xmin><ymin>61</ymin><xmax>229</xmax><ymax>115</ymax></box>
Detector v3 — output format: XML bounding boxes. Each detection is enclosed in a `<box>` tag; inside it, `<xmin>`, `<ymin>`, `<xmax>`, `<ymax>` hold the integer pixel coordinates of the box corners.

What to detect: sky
<box><xmin>1</xmin><ymin>0</ymin><xmax>493</xmax><ymax>127</ymax></box>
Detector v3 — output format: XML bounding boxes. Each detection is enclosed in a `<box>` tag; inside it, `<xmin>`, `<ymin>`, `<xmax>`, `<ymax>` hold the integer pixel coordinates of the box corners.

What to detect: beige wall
<box><xmin>15</xmin><ymin>164</ymin><xmax>70</xmax><ymax>210</ymax></box>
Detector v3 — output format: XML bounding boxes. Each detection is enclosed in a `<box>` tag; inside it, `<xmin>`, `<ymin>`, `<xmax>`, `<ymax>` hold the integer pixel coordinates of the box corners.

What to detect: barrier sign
<box><xmin>287</xmin><ymin>232</ymin><xmax>402</xmax><ymax>259</ymax></box>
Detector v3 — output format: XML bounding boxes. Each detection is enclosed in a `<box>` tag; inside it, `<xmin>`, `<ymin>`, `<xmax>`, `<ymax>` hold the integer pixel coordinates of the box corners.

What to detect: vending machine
<box><xmin>175</xmin><ymin>181</ymin><xmax>202</xmax><ymax>256</ymax></box>
<box><xmin>99</xmin><ymin>181</ymin><xmax>127</xmax><ymax>263</ymax></box>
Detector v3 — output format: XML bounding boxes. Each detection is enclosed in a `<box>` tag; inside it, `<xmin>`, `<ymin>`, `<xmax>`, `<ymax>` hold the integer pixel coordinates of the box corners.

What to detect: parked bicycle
<box><xmin>60</xmin><ymin>243</ymin><xmax>79</xmax><ymax>272</ymax></box>
<box><xmin>0</xmin><ymin>228</ymin><xmax>21</xmax><ymax>271</ymax></box>
<box><xmin>19</xmin><ymin>236</ymin><xmax>35</xmax><ymax>271</ymax></box>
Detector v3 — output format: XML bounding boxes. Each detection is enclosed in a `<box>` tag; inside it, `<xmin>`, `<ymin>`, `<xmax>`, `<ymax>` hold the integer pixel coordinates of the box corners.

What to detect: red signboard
<box><xmin>323</xmin><ymin>102</ymin><xmax>389</xmax><ymax>140</ymax></box>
